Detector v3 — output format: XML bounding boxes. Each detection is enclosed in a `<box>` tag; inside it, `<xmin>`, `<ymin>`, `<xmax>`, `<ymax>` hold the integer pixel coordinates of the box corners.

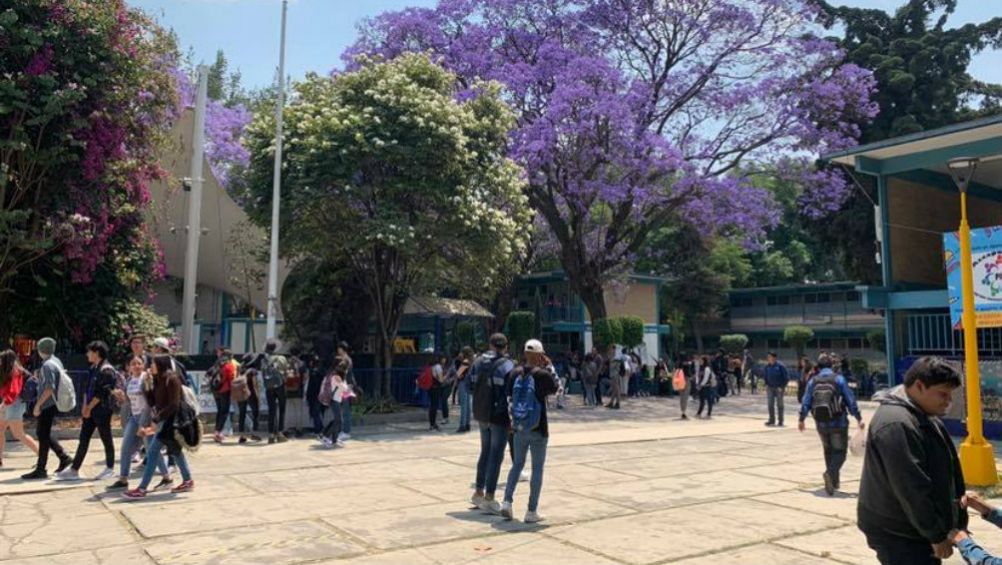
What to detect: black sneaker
<box><xmin>106</xmin><ymin>478</ymin><xmax>129</xmax><ymax>491</ymax></box>
<box><xmin>764</xmin><ymin>422</ymin><xmax>776</xmax><ymax>427</ymax></box>
<box><xmin>268</xmin><ymin>435</ymin><xmax>276</xmax><ymax>445</ymax></box>
<box><xmin>238</xmin><ymin>436</ymin><xmax>247</xmax><ymax>444</ymax></box>
<box><xmin>154</xmin><ymin>476</ymin><xmax>174</xmax><ymax>490</ymax></box>
<box><xmin>21</xmin><ymin>468</ymin><xmax>48</xmax><ymax>480</ymax></box>
<box><xmin>56</xmin><ymin>456</ymin><xmax>73</xmax><ymax>473</ymax></box>
<box><xmin>250</xmin><ymin>435</ymin><xmax>263</xmax><ymax>442</ymax></box>
<box><xmin>276</xmin><ymin>434</ymin><xmax>288</xmax><ymax>443</ymax></box>
<box><xmin>822</xmin><ymin>472</ymin><xmax>834</xmax><ymax>496</ymax></box>
<box><xmin>681</xmin><ymin>414</ymin><xmax>689</xmax><ymax>420</ymax></box>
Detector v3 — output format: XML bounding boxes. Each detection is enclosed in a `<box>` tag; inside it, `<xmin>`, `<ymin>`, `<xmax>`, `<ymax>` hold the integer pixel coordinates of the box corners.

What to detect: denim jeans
<box><xmin>213</xmin><ymin>393</ymin><xmax>231</xmax><ymax>433</ymax></box>
<box><xmin>767</xmin><ymin>386</ymin><xmax>786</xmax><ymax>424</ymax></box>
<box><xmin>504</xmin><ymin>430</ymin><xmax>548</xmax><ymax>511</ymax></box>
<box><xmin>308</xmin><ymin>398</ymin><xmax>327</xmax><ymax>434</ymax></box>
<box><xmin>584</xmin><ymin>383</ymin><xmax>597</xmax><ymax>406</ymax></box>
<box><xmin>818</xmin><ymin>428</ymin><xmax>849</xmax><ymax>485</ymax></box>
<box><xmin>341</xmin><ymin>398</ymin><xmax>352</xmax><ymax>434</ymax></box>
<box><xmin>475</xmin><ymin>422</ymin><xmax>508</xmax><ymax>496</ymax></box>
<box><xmin>458</xmin><ymin>380</ymin><xmax>471</xmax><ymax>429</ymax></box>
<box><xmin>322</xmin><ymin>401</ymin><xmax>342</xmax><ymax>440</ymax></box>
<box><xmin>139</xmin><ymin>428</ymin><xmax>191</xmax><ymax>490</ymax></box>
<box><xmin>266</xmin><ymin>386</ymin><xmax>286</xmax><ymax>434</ymax></box>
<box><xmin>120</xmin><ymin>414</ymin><xmax>167</xmax><ymax>478</ymax></box>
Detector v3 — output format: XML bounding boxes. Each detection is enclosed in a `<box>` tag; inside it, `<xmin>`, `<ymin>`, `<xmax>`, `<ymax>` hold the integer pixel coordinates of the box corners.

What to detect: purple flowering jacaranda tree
<box><xmin>347</xmin><ymin>0</ymin><xmax>878</xmax><ymax>320</ymax></box>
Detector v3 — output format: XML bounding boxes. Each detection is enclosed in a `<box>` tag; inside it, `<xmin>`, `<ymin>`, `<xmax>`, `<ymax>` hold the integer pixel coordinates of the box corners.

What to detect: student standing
<box><xmin>695</xmin><ymin>356</ymin><xmax>716</xmax><ymax>419</ymax></box>
<box><xmin>858</xmin><ymin>357</ymin><xmax>966</xmax><ymax>565</ymax></box>
<box><xmin>57</xmin><ymin>341</ymin><xmax>117</xmax><ymax>481</ymax></box>
<box><xmin>210</xmin><ymin>348</ymin><xmax>238</xmax><ymax>443</ymax></box>
<box><xmin>763</xmin><ymin>352</ymin><xmax>790</xmax><ymax>427</ymax></box>
<box><xmin>470</xmin><ymin>333</ymin><xmax>514</xmax><ymax>514</ymax></box>
<box><xmin>500</xmin><ymin>339</ymin><xmax>558</xmax><ymax>523</ymax></box>
<box><xmin>0</xmin><ymin>350</ymin><xmax>38</xmax><ymax>467</ymax></box>
<box><xmin>454</xmin><ymin>348</ymin><xmax>474</xmax><ymax>433</ymax></box>
<box><xmin>429</xmin><ymin>354</ymin><xmax>448</xmax><ymax>431</ymax></box>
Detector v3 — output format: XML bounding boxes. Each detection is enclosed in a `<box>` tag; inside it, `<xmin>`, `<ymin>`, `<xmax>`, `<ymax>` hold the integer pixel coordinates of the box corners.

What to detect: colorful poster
<box><xmin>943</xmin><ymin>226</ymin><xmax>1002</xmax><ymax>329</ymax></box>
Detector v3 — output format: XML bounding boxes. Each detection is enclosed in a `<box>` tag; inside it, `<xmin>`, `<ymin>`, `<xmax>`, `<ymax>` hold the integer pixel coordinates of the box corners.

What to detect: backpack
<box><xmin>230</xmin><ymin>373</ymin><xmax>251</xmax><ymax>403</ymax></box>
<box><xmin>206</xmin><ymin>363</ymin><xmax>223</xmax><ymax>393</ymax></box>
<box><xmin>20</xmin><ymin>373</ymin><xmax>38</xmax><ymax>405</ymax></box>
<box><xmin>262</xmin><ymin>355</ymin><xmax>284</xmax><ymax>390</ymax></box>
<box><xmin>473</xmin><ymin>355</ymin><xmax>507</xmax><ymax>423</ymax></box>
<box><xmin>810</xmin><ymin>374</ymin><xmax>843</xmax><ymax>423</ymax></box>
<box><xmin>510</xmin><ymin>372</ymin><xmax>542</xmax><ymax>432</ymax></box>
<box><xmin>417</xmin><ymin>365</ymin><xmax>434</xmax><ymax>391</ymax></box>
<box><xmin>671</xmin><ymin>369</ymin><xmax>687</xmax><ymax>392</ymax></box>
<box><xmin>182</xmin><ymin>384</ymin><xmax>201</xmax><ymax>416</ymax></box>
<box><xmin>55</xmin><ymin>367</ymin><xmax>76</xmax><ymax>413</ymax></box>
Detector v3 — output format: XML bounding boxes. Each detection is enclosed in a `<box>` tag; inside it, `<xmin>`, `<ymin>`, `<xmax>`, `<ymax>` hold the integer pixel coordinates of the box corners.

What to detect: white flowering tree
<box><xmin>244</xmin><ymin>53</ymin><xmax>531</xmax><ymax>398</ymax></box>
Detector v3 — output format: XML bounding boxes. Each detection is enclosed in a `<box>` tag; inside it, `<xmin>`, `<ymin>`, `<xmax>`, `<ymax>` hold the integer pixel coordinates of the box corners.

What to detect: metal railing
<box><xmin>905</xmin><ymin>313</ymin><xmax>1002</xmax><ymax>357</ymax></box>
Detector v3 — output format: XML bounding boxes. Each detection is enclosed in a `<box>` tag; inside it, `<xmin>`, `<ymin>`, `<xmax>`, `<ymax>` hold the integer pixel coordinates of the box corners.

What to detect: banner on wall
<box><xmin>944</xmin><ymin>226</ymin><xmax>1002</xmax><ymax>329</ymax></box>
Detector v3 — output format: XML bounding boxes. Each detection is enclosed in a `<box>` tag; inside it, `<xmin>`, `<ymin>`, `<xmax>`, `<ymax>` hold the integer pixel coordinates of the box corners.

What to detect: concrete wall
<box><xmin>595</xmin><ymin>283</ymin><xmax>658</xmax><ymax>324</ymax></box>
<box><xmin>888</xmin><ymin>178</ymin><xmax>1002</xmax><ymax>286</ymax></box>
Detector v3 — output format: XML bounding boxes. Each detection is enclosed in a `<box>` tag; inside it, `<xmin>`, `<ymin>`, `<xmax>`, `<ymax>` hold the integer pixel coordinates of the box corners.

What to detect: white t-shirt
<box><xmin>126</xmin><ymin>374</ymin><xmax>148</xmax><ymax>416</ymax></box>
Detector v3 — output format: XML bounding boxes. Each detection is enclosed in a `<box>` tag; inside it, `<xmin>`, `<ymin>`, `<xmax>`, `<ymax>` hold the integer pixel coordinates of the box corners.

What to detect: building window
<box><xmin>818</xmin><ymin>338</ymin><xmax>833</xmax><ymax>349</ymax></box>
<box><xmin>816</xmin><ymin>293</ymin><xmax>831</xmax><ymax>303</ymax></box>
<box><xmin>849</xmin><ymin>338</ymin><xmax>864</xmax><ymax>349</ymax></box>
<box><xmin>767</xmin><ymin>296</ymin><xmax>777</xmax><ymax>306</ymax></box>
<box><xmin>847</xmin><ymin>291</ymin><xmax>861</xmax><ymax>302</ymax></box>
<box><xmin>731</xmin><ymin>296</ymin><xmax>753</xmax><ymax>307</ymax></box>
<box><xmin>767</xmin><ymin>339</ymin><xmax>782</xmax><ymax>349</ymax></box>
<box><xmin>805</xmin><ymin>294</ymin><xmax>817</xmax><ymax>304</ymax></box>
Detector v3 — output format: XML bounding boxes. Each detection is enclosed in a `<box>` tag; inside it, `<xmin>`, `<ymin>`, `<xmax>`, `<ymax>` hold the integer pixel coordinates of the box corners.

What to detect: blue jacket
<box><xmin>762</xmin><ymin>362</ymin><xmax>789</xmax><ymax>388</ymax></box>
<box><xmin>958</xmin><ymin>509</ymin><xmax>1002</xmax><ymax>565</ymax></box>
<box><xmin>798</xmin><ymin>369</ymin><xmax>862</xmax><ymax>430</ymax></box>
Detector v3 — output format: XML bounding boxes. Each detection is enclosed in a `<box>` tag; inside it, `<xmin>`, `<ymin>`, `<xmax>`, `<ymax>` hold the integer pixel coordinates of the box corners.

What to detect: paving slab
<box><xmin>668</xmin><ymin>543</ymin><xmax>847</xmax><ymax>565</ymax></box>
<box><xmin>0</xmin><ymin>509</ymin><xmax>138</xmax><ymax>560</ymax></box>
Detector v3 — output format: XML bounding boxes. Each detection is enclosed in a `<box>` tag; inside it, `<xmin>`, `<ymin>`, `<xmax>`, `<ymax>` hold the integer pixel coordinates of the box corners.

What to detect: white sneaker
<box><xmin>55</xmin><ymin>468</ymin><xmax>80</xmax><ymax>481</ymax></box>
<box><xmin>500</xmin><ymin>501</ymin><xmax>513</xmax><ymax>520</ymax></box>
<box><xmin>320</xmin><ymin>437</ymin><xmax>334</xmax><ymax>448</ymax></box>
<box><xmin>519</xmin><ymin>470</ymin><xmax>530</xmax><ymax>482</ymax></box>
<box><xmin>94</xmin><ymin>467</ymin><xmax>116</xmax><ymax>481</ymax></box>
<box><xmin>471</xmin><ymin>493</ymin><xmax>485</xmax><ymax>508</ymax></box>
<box><xmin>131</xmin><ymin>453</ymin><xmax>142</xmax><ymax>465</ymax></box>
<box><xmin>335</xmin><ymin>440</ymin><xmax>346</xmax><ymax>448</ymax></box>
<box><xmin>478</xmin><ymin>498</ymin><xmax>501</xmax><ymax>515</ymax></box>
<box><xmin>524</xmin><ymin>510</ymin><xmax>543</xmax><ymax>523</ymax></box>
<box><xmin>337</xmin><ymin>432</ymin><xmax>350</xmax><ymax>442</ymax></box>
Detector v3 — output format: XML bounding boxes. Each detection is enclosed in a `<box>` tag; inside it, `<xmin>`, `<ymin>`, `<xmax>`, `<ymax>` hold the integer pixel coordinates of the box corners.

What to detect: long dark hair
<box><xmin>0</xmin><ymin>349</ymin><xmax>22</xmax><ymax>386</ymax></box>
<box><xmin>151</xmin><ymin>354</ymin><xmax>182</xmax><ymax>417</ymax></box>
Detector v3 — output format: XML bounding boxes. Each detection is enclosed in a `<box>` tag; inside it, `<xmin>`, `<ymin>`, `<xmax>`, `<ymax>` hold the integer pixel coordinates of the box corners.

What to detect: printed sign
<box><xmin>944</xmin><ymin>226</ymin><xmax>1002</xmax><ymax>329</ymax></box>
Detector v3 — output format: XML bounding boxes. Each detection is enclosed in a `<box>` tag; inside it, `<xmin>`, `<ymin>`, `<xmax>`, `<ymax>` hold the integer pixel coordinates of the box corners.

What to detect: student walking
<box><xmin>858</xmin><ymin>357</ymin><xmax>966</xmax><ymax>565</ymax></box>
<box><xmin>22</xmin><ymin>338</ymin><xmax>72</xmax><ymax>479</ymax></box>
<box><xmin>0</xmin><ymin>350</ymin><xmax>39</xmax><ymax>467</ymax></box>
<box><xmin>605</xmin><ymin>347</ymin><xmax>623</xmax><ymax>410</ymax></box>
<box><xmin>695</xmin><ymin>356</ymin><xmax>717</xmax><ymax>419</ymax></box>
<box><xmin>798</xmin><ymin>353</ymin><xmax>863</xmax><ymax>495</ymax></box>
<box><xmin>429</xmin><ymin>354</ymin><xmax>448</xmax><ymax>431</ymax></box>
<box><xmin>796</xmin><ymin>357</ymin><xmax>814</xmax><ymax>404</ymax></box>
<box><xmin>305</xmin><ymin>356</ymin><xmax>326</xmax><ymax>435</ymax></box>
<box><xmin>471</xmin><ymin>333</ymin><xmax>515</xmax><ymax>514</ymax></box>
<box><xmin>334</xmin><ymin>342</ymin><xmax>355</xmax><ymax>441</ymax></box>
<box><xmin>676</xmin><ymin>353</ymin><xmax>693</xmax><ymax>420</ymax></box>
<box><xmin>763</xmin><ymin>352</ymin><xmax>790</xmax><ymax>427</ymax></box>
<box><xmin>107</xmin><ymin>355</ymin><xmax>170</xmax><ymax>490</ymax></box>
<box><xmin>319</xmin><ymin>369</ymin><xmax>346</xmax><ymax>448</ymax></box>
<box><xmin>57</xmin><ymin>341</ymin><xmax>117</xmax><ymax>481</ymax></box>
<box><xmin>581</xmin><ymin>353</ymin><xmax>598</xmax><ymax>407</ymax></box>
<box><xmin>123</xmin><ymin>354</ymin><xmax>197</xmax><ymax>499</ymax></box>
<box><xmin>500</xmin><ymin>339</ymin><xmax>558</xmax><ymax>523</ymax></box>
<box><xmin>235</xmin><ymin>361</ymin><xmax>263</xmax><ymax>443</ymax></box>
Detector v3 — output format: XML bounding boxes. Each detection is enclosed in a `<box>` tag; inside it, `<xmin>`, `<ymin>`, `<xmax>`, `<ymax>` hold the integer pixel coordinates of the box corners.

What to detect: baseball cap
<box><xmin>153</xmin><ymin>337</ymin><xmax>171</xmax><ymax>351</ymax></box>
<box><xmin>524</xmin><ymin>339</ymin><xmax>545</xmax><ymax>354</ymax></box>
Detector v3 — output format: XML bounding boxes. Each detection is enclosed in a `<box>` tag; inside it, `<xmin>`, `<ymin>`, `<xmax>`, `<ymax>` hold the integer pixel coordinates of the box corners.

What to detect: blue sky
<box><xmin>130</xmin><ymin>0</ymin><xmax>1001</xmax><ymax>89</ymax></box>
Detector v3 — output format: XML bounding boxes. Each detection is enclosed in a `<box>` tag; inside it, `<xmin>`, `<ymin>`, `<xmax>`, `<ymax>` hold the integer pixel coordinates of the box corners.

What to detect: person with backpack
<box><xmin>0</xmin><ymin>349</ymin><xmax>38</xmax><ymax>468</ymax></box>
<box><xmin>581</xmin><ymin>353</ymin><xmax>598</xmax><ymax>407</ymax></box>
<box><xmin>742</xmin><ymin>349</ymin><xmax>757</xmax><ymax>394</ymax></box>
<box><xmin>209</xmin><ymin>348</ymin><xmax>238</xmax><ymax>443</ymax></box>
<box><xmin>797</xmin><ymin>353</ymin><xmax>863</xmax><ymax>496</ymax></box>
<box><xmin>107</xmin><ymin>355</ymin><xmax>171</xmax><ymax>491</ymax></box>
<box><xmin>428</xmin><ymin>354</ymin><xmax>449</xmax><ymax>431</ymax></box>
<box><xmin>796</xmin><ymin>357</ymin><xmax>814</xmax><ymax>404</ymax></box>
<box><xmin>858</xmin><ymin>357</ymin><xmax>966</xmax><ymax>564</ymax></box>
<box><xmin>235</xmin><ymin>360</ymin><xmax>263</xmax><ymax>444</ymax></box>
<box><xmin>605</xmin><ymin>346</ymin><xmax>623</xmax><ymax>410</ymax></box>
<box><xmin>500</xmin><ymin>339</ymin><xmax>558</xmax><ymax>523</ymax></box>
<box><xmin>763</xmin><ymin>352</ymin><xmax>790</xmax><ymax>427</ymax></box>
<box><xmin>695</xmin><ymin>356</ymin><xmax>717</xmax><ymax>419</ymax></box>
<box><xmin>318</xmin><ymin>369</ymin><xmax>345</xmax><ymax>448</ymax></box>
<box><xmin>152</xmin><ymin>337</ymin><xmax>195</xmax><ymax>391</ymax></box>
<box><xmin>471</xmin><ymin>333</ymin><xmax>515</xmax><ymax>514</ymax></box>
<box><xmin>123</xmin><ymin>354</ymin><xmax>196</xmax><ymax>499</ymax></box>
<box><xmin>454</xmin><ymin>348</ymin><xmax>474</xmax><ymax>433</ymax></box>
<box><xmin>56</xmin><ymin>340</ymin><xmax>117</xmax><ymax>481</ymax></box>
<box><xmin>305</xmin><ymin>355</ymin><xmax>326</xmax><ymax>435</ymax></box>
<box><xmin>248</xmin><ymin>340</ymin><xmax>289</xmax><ymax>444</ymax></box>
<box><xmin>22</xmin><ymin>337</ymin><xmax>73</xmax><ymax>479</ymax></box>
<box><xmin>333</xmin><ymin>342</ymin><xmax>356</xmax><ymax>441</ymax></box>
<box><xmin>673</xmin><ymin>353</ymin><xmax>692</xmax><ymax>420</ymax></box>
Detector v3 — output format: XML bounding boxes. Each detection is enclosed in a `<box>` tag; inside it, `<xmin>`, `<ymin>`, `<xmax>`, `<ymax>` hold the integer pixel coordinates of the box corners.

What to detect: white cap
<box><xmin>524</xmin><ymin>339</ymin><xmax>545</xmax><ymax>354</ymax></box>
<box><xmin>153</xmin><ymin>337</ymin><xmax>171</xmax><ymax>351</ymax></box>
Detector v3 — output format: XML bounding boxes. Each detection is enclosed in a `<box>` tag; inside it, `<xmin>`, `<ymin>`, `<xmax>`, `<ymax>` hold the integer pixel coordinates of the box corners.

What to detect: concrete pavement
<box><xmin>1</xmin><ymin>391</ymin><xmax>1000</xmax><ymax>564</ymax></box>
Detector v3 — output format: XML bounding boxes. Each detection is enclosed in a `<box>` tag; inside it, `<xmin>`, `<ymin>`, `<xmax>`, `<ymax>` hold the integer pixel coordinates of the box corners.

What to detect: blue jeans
<box><xmin>767</xmin><ymin>386</ymin><xmax>786</xmax><ymax>424</ymax></box>
<box><xmin>341</xmin><ymin>399</ymin><xmax>352</xmax><ymax>434</ymax></box>
<box><xmin>475</xmin><ymin>422</ymin><xmax>507</xmax><ymax>496</ymax></box>
<box><xmin>139</xmin><ymin>429</ymin><xmax>191</xmax><ymax>490</ymax></box>
<box><xmin>458</xmin><ymin>381</ymin><xmax>471</xmax><ymax>429</ymax></box>
<box><xmin>119</xmin><ymin>414</ymin><xmax>167</xmax><ymax>478</ymax></box>
<box><xmin>504</xmin><ymin>430</ymin><xmax>548</xmax><ymax>511</ymax></box>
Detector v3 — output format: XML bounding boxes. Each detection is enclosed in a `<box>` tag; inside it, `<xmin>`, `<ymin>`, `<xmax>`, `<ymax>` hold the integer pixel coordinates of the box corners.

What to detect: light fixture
<box><xmin>948</xmin><ymin>157</ymin><xmax>980</xmax><ymax>193</ymax></box>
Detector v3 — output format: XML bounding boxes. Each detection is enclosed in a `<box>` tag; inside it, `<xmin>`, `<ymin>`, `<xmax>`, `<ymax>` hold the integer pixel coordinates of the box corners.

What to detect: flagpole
<box><xmin>181</xmin><ymin>65</ymin><xmax>208</xmax><ymax>354</ymax></box>
<box><xmin>265</xmin><ymin>0</ymin><xmax>287</xmax><ymax>340</ymax></box>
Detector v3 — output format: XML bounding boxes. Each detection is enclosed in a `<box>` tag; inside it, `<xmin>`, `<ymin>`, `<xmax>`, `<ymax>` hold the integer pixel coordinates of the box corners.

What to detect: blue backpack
<box><xmin>511</xmin><ymin>373</ymin><xmax>541</xmax><ymax>432</ymax></box>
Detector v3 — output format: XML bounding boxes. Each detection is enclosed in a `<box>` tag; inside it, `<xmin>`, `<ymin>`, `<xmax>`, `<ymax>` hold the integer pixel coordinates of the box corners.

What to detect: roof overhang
<box><xmin>822</xmin><ymin>114</ymin><xmax>1002</xmax><ymax>188</ymax></box>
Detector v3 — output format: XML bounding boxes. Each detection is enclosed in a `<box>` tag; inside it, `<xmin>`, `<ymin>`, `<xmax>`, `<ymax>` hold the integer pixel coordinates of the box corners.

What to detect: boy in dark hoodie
<box><xmin>858</xmin><ymin>356</ymin><xmax>966</xmax><ymax>565</ymax></box>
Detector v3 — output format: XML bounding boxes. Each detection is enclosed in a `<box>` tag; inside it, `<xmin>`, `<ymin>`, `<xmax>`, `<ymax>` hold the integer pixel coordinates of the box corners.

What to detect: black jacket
<box><xmin>505</xmin><ymin>364</ymin><xmax>558</xmax><ymax>437</ymax></box>
<box><xmin>857</xmin><ymin>385</ymin><xmax>968</xmax><ymax>543</ymax></box>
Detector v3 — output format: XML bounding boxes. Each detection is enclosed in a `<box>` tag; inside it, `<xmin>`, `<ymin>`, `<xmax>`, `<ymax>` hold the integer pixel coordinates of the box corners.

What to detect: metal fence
<box><xmin>906</xmin><ymin>313</ymin><xmax>1002</xmax><ymax>357</ymax></box>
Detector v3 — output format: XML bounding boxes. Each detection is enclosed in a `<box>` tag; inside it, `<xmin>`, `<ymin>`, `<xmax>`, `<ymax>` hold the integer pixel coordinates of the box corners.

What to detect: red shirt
<box><xmin>1</xmin><ymin>368</ymin><xmax>25</xmax><ymax>405</ymax></box>
<box><xmin>218</xmin><ymin>359</ymin><xmax>237</xmax><ymax>394</ymax></box>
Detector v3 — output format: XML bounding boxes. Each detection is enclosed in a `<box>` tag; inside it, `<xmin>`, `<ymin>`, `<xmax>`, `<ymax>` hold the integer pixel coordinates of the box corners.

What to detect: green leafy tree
<box><xmin>243</xmin><ymin>53</ymin><xmax>531</xmax><ymax>398</ymax></box>
<box><xmin>619</xmin><ymin>316</ymin><xmax>645</xmax><ymax>350</ymax></box>
<box><xmin>592</xmin><ymin>318</ymin><xmax>623</xmax><ymax>352</ymax></box>
<box><xmin>506</xmin><ymin>311</ymin><xmax>536</xmax><ymax>359</ymax></box>
<box><xmin>720</xmin><ymin>334</ymin><xmax>750</xmax><ymax>355</ymax></box>
<box><xmin>226</xmin><ymin>220</ymin><xmax>267</xmax><ymax>352</ymax></box>
<box><xmin>867</xmin><ymin>329</ymin><xmax>888</xmax><ymax>353</ymax></box>
<box><xmin>784</xmin><ymin>326</ymin><xmax>815</xmax><ymax>359</ymax></box>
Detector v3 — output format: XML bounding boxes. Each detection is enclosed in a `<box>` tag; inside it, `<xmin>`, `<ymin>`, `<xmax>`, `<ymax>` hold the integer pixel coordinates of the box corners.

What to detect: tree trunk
<box><xmin>575</xmin><ymin>279</ymin><xmax>607</xmax><ymax>322</ymax></box>
<box><xmin>373</xmin><ymin>334</ymin><xmax>394</xmax><ymax>400</ymax></box>
<box><xmin>690</xmin><ymin>318</ymin><xmax>704</xmax><ymax>355</ymax></box>
<box><xmin>491</xmin><ymin>277</ymin><xmax>517</xmax><ymax>334</ymax></box>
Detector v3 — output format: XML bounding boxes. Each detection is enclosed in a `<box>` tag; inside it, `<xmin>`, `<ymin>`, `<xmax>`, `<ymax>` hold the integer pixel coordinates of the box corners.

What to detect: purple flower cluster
<box><xmin>348</xmin><ymin>0</ymin><xmax>877</xmax><ymax>271</ymax></box>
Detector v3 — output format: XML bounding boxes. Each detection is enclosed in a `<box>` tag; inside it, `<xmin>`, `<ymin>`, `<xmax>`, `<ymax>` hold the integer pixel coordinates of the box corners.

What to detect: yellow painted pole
<box><xmin>957</xmin><ymin>190</ymin><xmax>998</xmax><ymax>486</ymax></box>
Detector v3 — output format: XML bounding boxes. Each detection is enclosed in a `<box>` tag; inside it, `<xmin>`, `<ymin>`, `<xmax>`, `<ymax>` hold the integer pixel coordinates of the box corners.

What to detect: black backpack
<box><xmin>810</xmin><ymin>374</ymin><xmax>843</xmax><ymax>423</ymax></box>
<box><xmin>472</xmin><ymin>355</ymin><xmax>507</xmax><ymax>423</ymax></box>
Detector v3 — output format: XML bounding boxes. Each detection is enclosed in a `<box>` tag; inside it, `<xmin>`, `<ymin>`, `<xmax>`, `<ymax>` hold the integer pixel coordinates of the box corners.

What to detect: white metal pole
<box><xmin>266</xmin><ymin>0</ymin><xmax>287</xmax><ymax>340</ymax></box>
<box><xmin>182</xmin><ymin>66</ymin><xmax>209</xmax><ymax>354</ymax></box>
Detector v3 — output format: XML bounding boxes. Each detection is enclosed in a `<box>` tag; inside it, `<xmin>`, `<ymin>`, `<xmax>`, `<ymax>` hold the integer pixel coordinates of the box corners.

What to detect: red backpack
<box><xmin>417</xmin><ymin>365</ymin><xmax>434</xmax><ymax>391</ymax></box>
